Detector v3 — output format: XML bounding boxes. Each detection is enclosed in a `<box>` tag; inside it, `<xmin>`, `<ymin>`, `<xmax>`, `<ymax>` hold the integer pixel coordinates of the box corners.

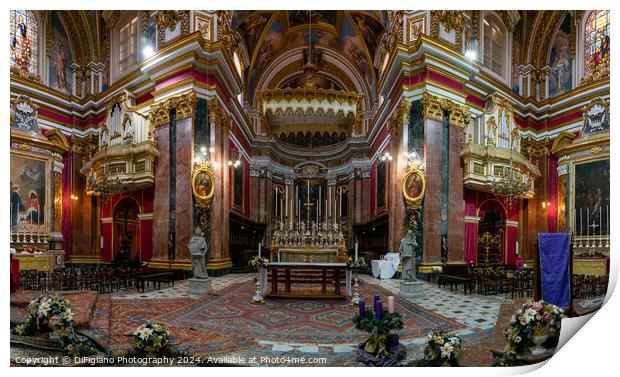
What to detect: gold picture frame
<box><xmin>402</xmin><ymin>163</ymin><xmax>426</xmax><ymax>209</ymax></box>
<box><xmin>192</xmin><ymin>161</ymin><xmax>215</xmax><ymax>208</ymax></box>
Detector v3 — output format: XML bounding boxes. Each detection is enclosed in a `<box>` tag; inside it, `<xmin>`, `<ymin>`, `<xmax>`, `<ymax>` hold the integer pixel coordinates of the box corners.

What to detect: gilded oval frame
<box><xmin>402</xmin><ymin>164</ymin><xmax>426</xmax><ymax>209</ymax></box>
<box><xmin>192</xmin><ymin>161</ymin><xmax>215</xmax><ymax>208</ymax></box>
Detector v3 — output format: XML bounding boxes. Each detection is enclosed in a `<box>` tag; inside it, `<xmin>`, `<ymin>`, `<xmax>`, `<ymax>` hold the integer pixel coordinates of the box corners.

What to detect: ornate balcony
<box><xmin>461</xmin><ymin>95</ymin><xmax>540</xmax><ymax>199</ymax></box>
<box><xmin>80</xmin><ymin>91</ymin><xmax>157</xmax><ymax>195</ymax></box>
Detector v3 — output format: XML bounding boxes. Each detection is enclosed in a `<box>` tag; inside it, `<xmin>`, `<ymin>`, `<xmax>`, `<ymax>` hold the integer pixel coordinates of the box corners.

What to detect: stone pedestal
<box><xmin>187</xmin><ymin>277</ymin><xmax>212</xmax><ymax>295</ymax></box>
<box><xmin>399</xmin><ymin>280</ymin><xmax>424</xmax><ymax>299</ymax></box>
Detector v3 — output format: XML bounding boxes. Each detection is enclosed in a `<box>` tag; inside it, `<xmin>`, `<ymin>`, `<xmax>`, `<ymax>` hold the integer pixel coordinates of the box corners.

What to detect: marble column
<box><xmin>422</xmin><ymin>116</ymin><xmax>442</xmax><ymax>264</ymax></box>
<box><xmin>175</xmin><ymin>116</ymin><xmax>194</xmax><ymax>261</ymax></box>
<box><xmin>447</xmin><ymin>120</ymin><xmax>465</xmax><ymax>263</ymax></box>
<box><xmin>152</xmin><ymin>123</ymin><xmax>170</xmax><ymax>261</ymax></box>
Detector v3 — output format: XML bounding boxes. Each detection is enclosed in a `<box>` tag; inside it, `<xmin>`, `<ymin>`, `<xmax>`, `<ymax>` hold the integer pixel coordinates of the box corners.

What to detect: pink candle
<box><xmin>387</xmin><ymin>296</ymin><xmax>395</xmax><ymax>314</ymax></box>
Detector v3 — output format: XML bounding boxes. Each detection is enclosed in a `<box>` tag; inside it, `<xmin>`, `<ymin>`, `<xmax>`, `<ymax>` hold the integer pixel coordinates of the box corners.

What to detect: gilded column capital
<box><xmin>387</xmin><ymin>99</ymin><xmax>411</xmax><ymax>135</ymax></box>
<box><xmin>148</xmin><ymin>91</ymin><xmax>197</xmax><ymax>127</ymax></box>
<box><xmin>208</xmin><ymin>98</ymin><xmax>230</xmax><ymax>133</ymax></box>
<box><xmin>420</xmin><ymin>92</ymin><xmax>444</xmax><ymax>122</ymax></box>
<box><xmin>445</xmin><ymin>102</ymin><xmax>471</xmax><ymax>128</ymax></box>
<box><xmin>420</xmin><ymin>92</ymin><xmax>471</xmax><ymax>127</ymax></box>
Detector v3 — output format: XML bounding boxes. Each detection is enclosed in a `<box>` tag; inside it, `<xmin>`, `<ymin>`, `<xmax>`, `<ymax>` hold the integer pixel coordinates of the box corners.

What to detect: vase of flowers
<box><xmin>494</xmin><ymin>300</ymin><xmax>564</xmax><ymax>366</ymax></box>
<box><xmin>12</xmin><ymin>294</ymin><xmax>95</xmax><ymax>357</ymax></box>
<box><xmin>133</xmin><ymin>322</ymin><xmax>169</xmax><ymax>357</ymax></box>
<box><xmin>423</xmin><ymin>331</ymin><xmax>462</xmax><ymax>366</ymax></box>
<box><xmin>353</xmin><ymin>296</ymin><xmax>406</xmax><ymax>366</ymax></box>
<box><xmin>249</xmin><ymin>256</ymin><xmax>270</xmax><ymax>304</ymax></box>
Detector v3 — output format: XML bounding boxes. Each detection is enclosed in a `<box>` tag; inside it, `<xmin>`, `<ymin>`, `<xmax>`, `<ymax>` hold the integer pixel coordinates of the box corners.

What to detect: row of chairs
<box><xmin>18</xmin><ymin>266</ymin><xmax>145</xmax><ymax>293</ymax></box>
<box><xmin>471</xmin><ymin>268</ymin><xmax>534</xmax><ymax>298</ymax></box>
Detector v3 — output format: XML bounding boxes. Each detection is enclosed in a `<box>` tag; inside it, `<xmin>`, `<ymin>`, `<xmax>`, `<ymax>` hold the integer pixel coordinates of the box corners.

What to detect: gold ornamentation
<box><xmin>403</xmin><ymin>162</ymin><xmax>426</xmax><ymax>232</ymax></box>
<box><xmin>156</xmin><ymin>10</ymin><xmax>190</xmax><ymax>48</ymax></box>
<box><xmin>408</xmin><ymin>16</ymin><xmax>425</xmax><ymax>44</ymax></box>
<box><xmin>147</xmin><ymin>91</ymin><xmax>197</xmax><ymax>127</ymax></box>
<box><xmin>387</xmin><ymin>100</ymin><xmax>411</xmax><ymax>135</ymax></box>
<box><xmin>192</xmin><ymin>161</ymin><xmax>215</xmax><ymax>208</ymax></box>
<box><xmin>430</xmin><ymin>10</ymin><xmax>464</xmax><ymax>49</ymax></box>
<box><xmin>208</xmin><ymin>98</ymin><xmax>230</xmax><ymax>133</ymax></box>
<box><xmin>421</xmin><ymin>92</ymin><xmax>444</xmax><ymax>121</ymax></box>
<box><xmin>420</xmin><ymin>92</ymin><xmax>471</xmax><ymax>126</ymax></box>
<box><xmin>195</xmin><ymin>14</ymin><xmax>213</xmax><ymax>42</ymax></box>
<box><xmin>521</xmin><ymin>136</ymin><xmax>549</xmax><ymax>160</ymax></box>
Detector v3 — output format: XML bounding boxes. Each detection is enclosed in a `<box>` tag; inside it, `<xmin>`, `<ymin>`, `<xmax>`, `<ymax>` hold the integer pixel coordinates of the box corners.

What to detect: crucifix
<box><xmin>303</xmin><ymin>180</ymin><xmax>314</xmax><ymax>226</ymax></box>
<box><xmin>589</xmin><ymin>220</ymin><xmax>599</xmax><ymax>236</ymax></box>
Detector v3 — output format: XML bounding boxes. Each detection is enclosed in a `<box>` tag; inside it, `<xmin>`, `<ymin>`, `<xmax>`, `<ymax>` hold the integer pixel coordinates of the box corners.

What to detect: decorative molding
<box><xmin>208</xmin><ymin>98</ymin><xmax>230</xmax><ymax>133</ymax></box>
<box><xmin>430</xmin><ymin>10</ymin><xmax>465</xmax><ymax>50</ymax></box>
<box><xmin>387</xmin><ymin>99</ymin><xmax>411</xmax><ymax>135</ymax></box>
<box><xmin>521</xmin><ymin>136</ymin><xmax>549</xmax><ymax>160</ymax></box>
<box><xmin>147</xmin><ymin>91</ymin><xmax>197</xmax><ymax>127</ymax></box>
<box><xmin>420</xmin><ymin>92</ymin><xmax>471</xmax><ymax>127</ymax></box>
<box><xmin>156</xmin><ymin>10</ymin><xmax>190</xmax><ymax>49</ymax></box>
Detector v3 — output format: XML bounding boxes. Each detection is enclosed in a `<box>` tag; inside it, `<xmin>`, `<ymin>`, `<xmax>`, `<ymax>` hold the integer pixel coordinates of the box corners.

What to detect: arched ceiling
<box><xmin>232</xmin><ymin>11</ymin><xmax>389</xmax><ymax>104</ymax></box>
<box><xmin>44</xmin><ymin>10</ymin><xmax>98</xmax><ymax>66</ymax></box>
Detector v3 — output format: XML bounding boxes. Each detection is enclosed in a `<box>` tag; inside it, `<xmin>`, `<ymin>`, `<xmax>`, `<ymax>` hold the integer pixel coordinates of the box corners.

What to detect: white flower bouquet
<box><xmin>133</xmin><ymin>322</ymin><xmax>170</xmax><ymax>356</ymax></box>
<box><xmin>423</xmin><ymin>331</ymin><xmax>462</xmax><ymax>366</ymax></box>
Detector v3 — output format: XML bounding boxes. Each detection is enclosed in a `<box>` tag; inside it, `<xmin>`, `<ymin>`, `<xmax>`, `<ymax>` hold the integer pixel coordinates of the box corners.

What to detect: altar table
<box><xmin>265</xmin><ymin>262</ymin><xmax>349</xmax><ymax>300</ymax></box>
<box><xmin>371</xmin><ymin>253</ymin><xmax>400</xmax><ymax>279</ymax></box>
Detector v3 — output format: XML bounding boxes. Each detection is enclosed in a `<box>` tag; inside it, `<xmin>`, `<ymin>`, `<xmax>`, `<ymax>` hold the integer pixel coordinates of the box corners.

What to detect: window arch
<box><xmin>482</xmin><ymin>14</ymin><xmax>507</xmax><ymax>79</ymax></box>
<box><xmin>10</xmin><ymin>10</ymin><xmax>38</xmax><ymax>75</ymax></box>
<box><xmin>584</xmin><ymin>10</ymin><xmax>610</xmax><ymax>77</ymax></box>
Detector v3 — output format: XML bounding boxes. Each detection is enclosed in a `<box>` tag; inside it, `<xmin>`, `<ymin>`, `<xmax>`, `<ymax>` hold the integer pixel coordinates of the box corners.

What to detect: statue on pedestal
<box><xmin>188</xmin><ymin>227</ymin><xmax>209</xmax><ymax>279</ymax></box>
<box><xmin>399</xmin><ymin>229</ymin><xmax>417</xmax><ymax>281</ymax></box>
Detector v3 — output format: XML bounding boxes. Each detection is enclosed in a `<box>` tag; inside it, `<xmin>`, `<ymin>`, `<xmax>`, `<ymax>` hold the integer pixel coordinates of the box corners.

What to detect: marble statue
<box><xmin>399</xmin><ymin>229</ymin><xmax>417</xmax><ymax>281</ymax></box>
<box><xmin>188</xmin><ymin>227</ymin><xmax>209</xmax><ymax>279</ymax></box>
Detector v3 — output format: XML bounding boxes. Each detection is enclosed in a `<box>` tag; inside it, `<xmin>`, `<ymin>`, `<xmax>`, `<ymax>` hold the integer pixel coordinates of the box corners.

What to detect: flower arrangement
<box><xmin>353</xmin><ymin>296</ymin><xmax>405</xmax><ymax>366</ymax></box>
<box><xmin>133</xmin><ymin>322</ymin><xmax>170</xmax><ymax>356</ymax></box>
<box><xmin>495</xmin><ymin>300</ymin><xmax>564</xmax><ymax>366</ymax></box>
<box><xmin>248</xmin><ymin>255</ymin><xmax>270</xmax><ymax>271</ymax></box>
<box><xmin>423</xmin><ymin>331</ymin><xmax>462</xmax><ymax>366</ymax></box>
<box><xmin>347</xmin><ymin>256</ymin><xmax>368</xmax><ymax>270</ymax></box>
<box><xmin>12</xmin><ymin>294</ymin><xmax>95</xmax><ymax>357</ymax></box>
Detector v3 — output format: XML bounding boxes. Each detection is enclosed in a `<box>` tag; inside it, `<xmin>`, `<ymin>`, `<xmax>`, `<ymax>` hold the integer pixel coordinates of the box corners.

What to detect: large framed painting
<box><xmin>232</xmin><ymin>161</ymin><xmax>244</xmax><ymax>210</ymax></box>
<box><xmin>192</xmin><ymin>162</ymin><xmax>215</xmax><ymax>208</ymax></box>
<box><xmin>10</xmin><ymin>152</ymin><xmax>49</xmax><ymax>230</ymax></box>
<box><xmin>376</xmin><ymin>160</ymin><xmax>387</xmax><ymax>211</ymax></box>
<box><xmin>574</xmin><ymin>158</ymin><xmax>610</xmax><ymax>236</ymax></box>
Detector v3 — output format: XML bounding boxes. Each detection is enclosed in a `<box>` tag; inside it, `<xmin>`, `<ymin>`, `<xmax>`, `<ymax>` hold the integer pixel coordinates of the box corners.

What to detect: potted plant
<box><xmin>423</xmin><ymin>331</ymin><xmax>462</xmax><ymax>366</ymax></box>
<box><xmin>353</xmin><ymin>297</ymin><xmax>406</xmax><ymax>366</ymax></box>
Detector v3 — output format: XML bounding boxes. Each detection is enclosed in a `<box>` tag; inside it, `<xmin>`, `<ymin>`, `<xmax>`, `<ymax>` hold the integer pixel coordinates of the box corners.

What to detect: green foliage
<box><xmin>11</xmin><ymin>294</ymin><xmax>95</xmax><ymax>357</ymax></box>
<box><xmin>353</xmin><ymin>310</ymin><xmax>403</xmax><ymax>357</ymax></box>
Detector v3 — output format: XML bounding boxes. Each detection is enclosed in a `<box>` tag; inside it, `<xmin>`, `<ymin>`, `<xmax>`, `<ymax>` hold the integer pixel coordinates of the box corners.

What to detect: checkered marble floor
<box><xmin>114</xmin><ymin>273</ymin><xmax>255</xmax><ymax>299</ymax></box>
<box><xmin>359</xmin><ymin>275</ymin><xmax>505</xmax><ymax>334</ymax></box>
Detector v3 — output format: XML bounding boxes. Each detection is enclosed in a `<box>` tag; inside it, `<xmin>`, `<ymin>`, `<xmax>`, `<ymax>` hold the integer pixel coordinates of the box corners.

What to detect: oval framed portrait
<box><xmin>192</xmin><ymin>162</ymin><xmax>215</xmax><ymax>207</ymax></box>
<box><xmin>402</xmin><ymin>167</ymin><xmax>425</xmax><ymax>208</ymax></box>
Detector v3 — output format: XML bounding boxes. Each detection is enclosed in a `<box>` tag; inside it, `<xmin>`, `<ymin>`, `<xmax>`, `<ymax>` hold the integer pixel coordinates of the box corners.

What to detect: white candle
<box><xmin>355</xmin><ymin>242</ymin><xmax>359</xmax><ymax>260</ymax></box>
<box><xmin>258</xmin><ymin>243</ymin><xmax>261</xmax><ymax>257</ymax></box>
<box><xmin>285</xmin><ymin>186</ymin><xmax>288</xmax><ymax>219</ymax></box>
<box><xmin>516</xmin><ymin>241</ymin><xmax>519</xmax><ymax>256</ymax></box>
<box><xmin>318</xmin><ymin>186</ymin><xmax>321</xmax><ymax>218</ymax></box>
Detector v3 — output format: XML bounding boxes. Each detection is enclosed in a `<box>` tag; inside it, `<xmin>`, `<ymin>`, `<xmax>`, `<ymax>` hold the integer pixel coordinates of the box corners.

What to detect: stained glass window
<box><xmin>584</xmin><ymin>10</ymin><xmax>610</xmax><ymax>77</ymax></box>
<box><xmin>10</xmin><ymin>10</ymin><xmax>38</xmax><ymax>75</ymax></box>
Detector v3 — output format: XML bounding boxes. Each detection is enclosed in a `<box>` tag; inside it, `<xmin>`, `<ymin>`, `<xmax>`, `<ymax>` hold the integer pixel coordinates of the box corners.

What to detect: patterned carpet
<box><xmin>142</xmin><ymin>281</ymin><xmax>464</xmax><ymax>345</ymax></box>
<box><xmin>10</xmin><ymin>290</ymin><xmax>99</xmax><ymax>327</ymax></box>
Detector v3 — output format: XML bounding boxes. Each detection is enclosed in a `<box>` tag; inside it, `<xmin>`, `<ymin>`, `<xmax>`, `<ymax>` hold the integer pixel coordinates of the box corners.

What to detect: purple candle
<box><xmin>375</xmin><ymin>300</ymin><xmax>383</xmax><ymax>320</ymax></box>
<box><xmin>359</xmin><ymin>299</ymin><xmax>366</xmax><ymax>316</ymax></box>
<box><xmin>374</xmin><ymin>294</ymin><xmax>381</xmax><ymax>304</ymax></box>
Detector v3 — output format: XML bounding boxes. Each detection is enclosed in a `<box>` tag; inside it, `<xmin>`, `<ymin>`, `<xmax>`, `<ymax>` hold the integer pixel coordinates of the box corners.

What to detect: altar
<box><xmin>265</xmin><ymin>262</ymin><xmax>350</xmax><ymax>300</ymax></box>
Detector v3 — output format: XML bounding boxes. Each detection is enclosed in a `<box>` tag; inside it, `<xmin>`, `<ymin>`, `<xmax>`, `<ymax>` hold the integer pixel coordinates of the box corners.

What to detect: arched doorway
<box><xmin>112</xmin><ymin>196</ymin><xmax>141</xmax><ymax>265</ymax></box>
<box><xmin>477</xmin><ymin>200</ymin><xmax>506</xmax><ymax>267</ymax></box>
